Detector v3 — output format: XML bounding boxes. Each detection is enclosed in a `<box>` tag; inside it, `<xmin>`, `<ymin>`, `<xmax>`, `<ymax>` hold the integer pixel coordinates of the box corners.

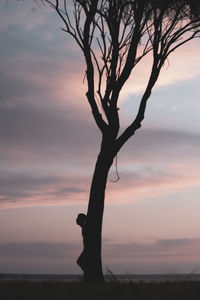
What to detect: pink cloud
<box><xmin>106</xmin><ymin>168</ymin><xmax>200</xmax><ymax>205</ymax></box>
<box><xmin>118</xmin><ymin>41</ymin><xmax>200</xmax><ymax>102</ymax></box>
<box><xmin>0</xmin><ymin>172</ymin><xmax>90</xmax><ymax>210</ymax></box>
<box><xmin>1</xmin><ymin>160</ymin><xmax>199</xmax><ymax>209</ymax></box>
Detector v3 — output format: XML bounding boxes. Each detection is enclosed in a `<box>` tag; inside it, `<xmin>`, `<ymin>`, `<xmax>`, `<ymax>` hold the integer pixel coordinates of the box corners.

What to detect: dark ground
<box><xmin>1</xmin><ymin>280</ymin><xmax>200</xmax><ymax>300</ymax></box>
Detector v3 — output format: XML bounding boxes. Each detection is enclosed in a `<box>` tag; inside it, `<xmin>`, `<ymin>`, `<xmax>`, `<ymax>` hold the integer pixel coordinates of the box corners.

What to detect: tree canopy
<box><xmin>42</xmin><ymin>0</ymin><xmax>200</xmax><ymax>151</ymax></box>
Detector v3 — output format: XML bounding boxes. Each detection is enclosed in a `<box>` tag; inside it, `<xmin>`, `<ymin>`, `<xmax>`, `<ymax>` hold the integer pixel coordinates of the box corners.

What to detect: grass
<box><xmin>1</xmin><ymin>279</ymin><xmax>200</xmax><ymax>300</ymax></box>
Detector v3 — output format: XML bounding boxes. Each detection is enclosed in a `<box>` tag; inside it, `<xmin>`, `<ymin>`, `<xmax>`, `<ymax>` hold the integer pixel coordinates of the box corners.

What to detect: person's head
<box><xmin>76</xmin><ymin>213</ymin><xmax>86</xmax><ymax>227</ymax></box>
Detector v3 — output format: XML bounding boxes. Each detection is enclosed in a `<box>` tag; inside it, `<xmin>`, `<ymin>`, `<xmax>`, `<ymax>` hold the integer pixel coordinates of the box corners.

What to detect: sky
<box><xmin>0</xmin><ymin>0</ymin><xmax>200</xmax><ymax>275</ymax></box>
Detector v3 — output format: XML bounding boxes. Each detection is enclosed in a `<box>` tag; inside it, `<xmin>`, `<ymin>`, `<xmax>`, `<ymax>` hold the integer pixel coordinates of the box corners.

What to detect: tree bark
<box><xmin>83</xmin><ymin>137</ymin><xmax>115</xmax><ymax>283</ymax></box>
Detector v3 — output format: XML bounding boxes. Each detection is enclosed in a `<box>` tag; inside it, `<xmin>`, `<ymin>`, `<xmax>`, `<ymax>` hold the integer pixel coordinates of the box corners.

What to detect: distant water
<box><xmin>1</xmin><ymin>273</ymin><xmax>200</xmax><ymax>283</ymax></box>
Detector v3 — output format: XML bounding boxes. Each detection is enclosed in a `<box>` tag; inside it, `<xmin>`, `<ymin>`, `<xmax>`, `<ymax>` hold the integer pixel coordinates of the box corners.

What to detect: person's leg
<box><xmin>76</xmin><ymin>251</ymin><xmax>86</xmax><ymax>271</ymax></box>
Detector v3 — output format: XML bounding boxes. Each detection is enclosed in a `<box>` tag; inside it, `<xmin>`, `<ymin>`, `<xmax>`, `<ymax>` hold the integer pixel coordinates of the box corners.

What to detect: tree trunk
<box><xmin>83</xmin><ymin>139</ymin><xmax>115</xmax><ymax>283</ymax></box>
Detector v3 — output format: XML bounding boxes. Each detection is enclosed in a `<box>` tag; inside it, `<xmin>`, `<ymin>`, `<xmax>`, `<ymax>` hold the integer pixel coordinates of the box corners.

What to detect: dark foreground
<box><xmin>1</xmin><ymin>280</ymin><xmax>200</xmax><ymax>300</ymax></box>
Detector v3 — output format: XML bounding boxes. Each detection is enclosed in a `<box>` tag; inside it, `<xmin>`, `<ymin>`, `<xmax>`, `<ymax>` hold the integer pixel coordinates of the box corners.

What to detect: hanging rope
<box><xmin>110</xmin><ymin>154</ymin><xmax>120</xmax><ymax>182</ymax></box>
<box><xmin>83</xmin><ymin>70</ymin><xmax>87</xmax><ymax>84</ymax></box>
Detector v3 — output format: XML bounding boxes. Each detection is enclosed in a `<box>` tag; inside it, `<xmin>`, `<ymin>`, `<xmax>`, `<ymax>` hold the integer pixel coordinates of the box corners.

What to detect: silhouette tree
<box><xmin>41</xmin><ymin>0</ymin><xmax>200</xmax><ymax>282</ymax></box>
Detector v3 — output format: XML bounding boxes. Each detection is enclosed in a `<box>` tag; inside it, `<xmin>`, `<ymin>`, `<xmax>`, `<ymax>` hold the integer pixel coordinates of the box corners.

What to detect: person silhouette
<box><xmin>76</xmin><ymin>213</ymin><xmax>87</xmax><ymax>271</ymax></box>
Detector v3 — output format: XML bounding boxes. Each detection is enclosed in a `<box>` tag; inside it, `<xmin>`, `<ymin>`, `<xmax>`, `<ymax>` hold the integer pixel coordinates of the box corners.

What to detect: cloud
<box><xmin>107</xmin><ymin>169</ymin><xmax>200</xmax><ymax>205</ymax></box>
<box><xmin>1</xmin><ymin>158</ymin><xmax>199</xmax><ymax>209</ymax></box>
<box><xmin>0</xmin><ymin>104</ymin><xmax>100</xmax><ymax>174</ymax></box>
<box><xmin>0</xmin><ymin>241</ymin><xmax>80</xmax><ymax>273</ymax></box>
<box><xmin>119</xmin><ymin>40</ymin><xmax>200</xmax><ymax>99</ymax></box>
<box><xmin>1</xmin><ymin>69</ymin><xmax>199</xmax><ymax>168</ymax></box>
<box><xmin>1</xmin><ymin>54</ymin><xmax>199</xmax><ymax>209</ymax></box>
<box><xmin>1</xmin><ymin>0</ymin><xmax>200</xmax><ymax>211</ymax></box>
<box><xmin>119</xmin><ymin>127</ymin><xmax>200</xmax><ymax>164</ymax></box>
<box><xmin>0</xmin><ymin>238</ymin><xmax>200</xmax><ymax>274</ymax></box>
<box><xmin>104</xmin><ymin>238</ymin><xmax>200</xmax><ymax>259</ymax></box>
<box><xmin>1</xmin><ymin>238</ymin><xmax>199</xmax><ymax>260</ymax></box>
<box><xmin>0</xmin><ymin>242</ymin><xmax>76</xmax><ymax>259</ymax></box>
<box><xmin>0</xmin><ymin>172</ymin><xmax>89</xmax><ymax>209</ymax></box>
<box><xmin>0</xmin><ymin>57</ymin><xmax>100</xmax><ymax>169</ymax></box>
